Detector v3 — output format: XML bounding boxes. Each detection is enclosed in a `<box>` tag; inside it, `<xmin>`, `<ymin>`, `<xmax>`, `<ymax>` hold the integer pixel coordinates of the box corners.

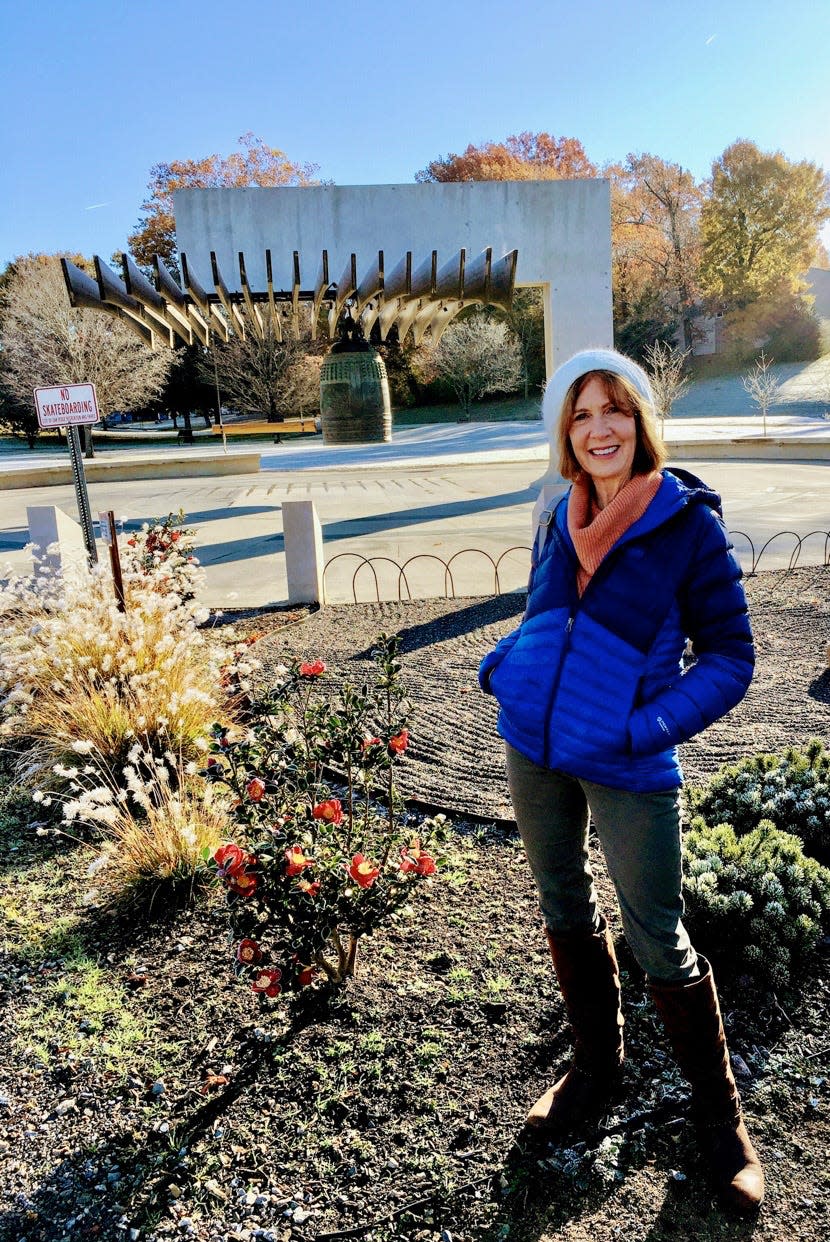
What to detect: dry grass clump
<box><xmin>45</xmin><ymin>744</ymin><xmax>232</xmax><ymax>902</ymax></box>
<box><xmin>0</xmin><ymin>542</ymin><xmax>229</xmax><ymax>780</ymax></box>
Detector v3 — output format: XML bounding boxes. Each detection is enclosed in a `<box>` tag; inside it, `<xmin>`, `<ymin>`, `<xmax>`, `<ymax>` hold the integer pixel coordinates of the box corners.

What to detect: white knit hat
<box><xmin>541</xmin><ymin>348</ymin><xmax>654</xmax><ymax>441</ymax></box>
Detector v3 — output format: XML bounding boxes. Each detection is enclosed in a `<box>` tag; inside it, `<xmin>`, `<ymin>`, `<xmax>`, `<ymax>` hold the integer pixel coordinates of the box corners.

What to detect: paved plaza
<box><xmin>1</xmin><ymin>417</ymin><xmax>829</xmax><ymax>607</ymax></box>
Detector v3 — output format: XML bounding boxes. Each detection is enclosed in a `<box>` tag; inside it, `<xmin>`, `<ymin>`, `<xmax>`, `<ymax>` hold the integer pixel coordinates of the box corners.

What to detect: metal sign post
<box><xmin>33</xmin><ymin>383</ymin><xmax>100</xmax><ymax>566</ymax></box>
<box><xmin>68</xmin><ymin>427</ymin><xmax>98</xmax><ymax>564</ymax></box>
<box><xmin>98</xmin><ymin>510</ymin><xmax>125</xmax><ymax>610</ymax></box>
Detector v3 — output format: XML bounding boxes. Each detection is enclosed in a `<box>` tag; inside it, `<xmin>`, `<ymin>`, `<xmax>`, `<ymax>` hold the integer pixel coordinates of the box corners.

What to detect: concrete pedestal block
<box><xmin>282</xmin><ymin>499</ymin><xmax>325</xmax><ymax>605</ymax></box>
<box><xmin>27</xmin><ymin>505</ymin><xmax>89</xmax><ymax>577</ymax></box>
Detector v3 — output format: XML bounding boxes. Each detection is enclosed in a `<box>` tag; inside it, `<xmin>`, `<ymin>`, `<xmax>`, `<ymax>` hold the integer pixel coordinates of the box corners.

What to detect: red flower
<box><xmin>284</xmin><ymin>845</ymin><xmax>315</xmax><ymax>877</ymax></box>
<box><xmin>251</xmin><ymin>968</ymin><xmax>282</xmax><ymax>997</ymax></box>
<box><xmin>361</xmin><ymin>736</ymin><xmax>382</xmax><ymax>752</ymax></box>
<box><xmin>312</xmin><ymin>798</ymin><xmax>343</xmax><ymax>825</ymax></box>
<box><xmin>399</xmin><ymin>841</ymin><xmax>438</xmax><ymax>876</ymax></box>
<box><xmin>246</xmin><ymin>777</ymin><xmax>266</xmax><ymax>802</ymax></box>
<box><xmin>236</xmin><ymin>938</ymin><xmax>263</xmax><ymax>965</ymax></box>
<box><xmin>299</xmin><ymin>659</ymin><xmax>326</xmax><ymax>677</ymax></box>
<box><xmin>214</xmin><ymin>842</ymin><xmax>251</xmax><ymax>878</ymax></box>
<box><xmin>226</xmin><ymin>868</ymin><xmax>258</xmax><ymax>898</ymax></box>
<box><xmin>214</xmin><ymin>844</ymin><xmax>258</xmax><ymax>897</ymax></box>
<box><xmin>348</xmin><ymin>853</ymin><xmax>380</xmax><ymax>889</ymax></box>
<box><xmin>292</xmin><ymin>954</ymin><xmax>317</xmax><ymax>987</ymax></box>
<box><xmin>388</xmin><ymin>729</ymin><xmax>409</xmax><ymax>755</ymax></box>
<box><xmin>297</xmin><ymin>876</ymin><xmax>321</xmax><ymax>897</ymax></box>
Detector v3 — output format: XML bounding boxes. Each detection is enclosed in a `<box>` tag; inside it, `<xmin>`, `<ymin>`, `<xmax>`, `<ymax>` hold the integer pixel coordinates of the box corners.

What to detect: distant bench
<box><xmin>211</xmin><ymin>418</ymin><xmax>320</xmax><ymax>441</ymax></box>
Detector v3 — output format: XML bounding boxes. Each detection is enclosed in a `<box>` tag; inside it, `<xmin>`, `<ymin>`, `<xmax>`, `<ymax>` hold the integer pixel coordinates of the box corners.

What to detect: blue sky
<box><xmin>2</xmin><ymin>0</ymin><xmax>829</xmax><ymax>268</ymax></box>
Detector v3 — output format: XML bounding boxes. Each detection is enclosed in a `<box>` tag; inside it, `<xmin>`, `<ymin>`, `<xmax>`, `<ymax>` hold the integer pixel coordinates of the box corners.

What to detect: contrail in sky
<box><xmin>84</xmin><ymin>202</ymin><xmax>111</xmax><ymax>210</ymax></box>
<box><xmin>705</xmin><ymin>34</ymin><xmax>717</xmax><ymax>45</ymax></box>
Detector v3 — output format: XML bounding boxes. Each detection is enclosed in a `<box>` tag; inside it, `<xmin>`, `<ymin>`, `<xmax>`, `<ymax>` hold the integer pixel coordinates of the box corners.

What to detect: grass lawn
<box><xmin>394</xmin><ymin>397</ymin><xmax>540</xmax><ymax>427</ymax></box>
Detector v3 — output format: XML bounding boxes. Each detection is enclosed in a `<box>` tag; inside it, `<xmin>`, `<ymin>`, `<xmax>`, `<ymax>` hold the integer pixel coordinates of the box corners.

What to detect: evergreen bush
<box><xmin>683</xmin><ymin>817</ymin><xmax>830</xmax><ymax>992</ymax></box>
<box><xmin>688</xmin><ymin>739</ymin><xmax>830</xmax><ymax>864</ymax></box>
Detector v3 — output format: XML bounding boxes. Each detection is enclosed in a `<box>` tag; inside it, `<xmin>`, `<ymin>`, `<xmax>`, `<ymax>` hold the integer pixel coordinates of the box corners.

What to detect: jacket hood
<box><xmin>662</xmin><ymin>467</ymin><xmax>724</xmax><ymax>519</ymax></box>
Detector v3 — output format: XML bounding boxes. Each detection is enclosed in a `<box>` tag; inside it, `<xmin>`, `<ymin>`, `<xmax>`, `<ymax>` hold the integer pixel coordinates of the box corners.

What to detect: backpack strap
<box><xmin>532</xmin><ymin>496</ymin><xmax>566</xmax><ymax>569</ymax></box>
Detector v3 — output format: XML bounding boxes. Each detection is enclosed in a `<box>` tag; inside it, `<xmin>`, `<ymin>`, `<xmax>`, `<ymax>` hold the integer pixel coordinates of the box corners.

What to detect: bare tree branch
<box><xmin>643</xmin><ymin>339</ymin><xmax>691</xmax><ymax>433</ymax></box>
<box><xmin>207</xmin><ymin>324</ymin><xmax>321</xmax><ymax>421</ymax></box>
<box><xmin>0</xmin><ymin>256</ymin><xmax>171</xmax><ymax>448</ymax></box>
<box><xmin>741</xmin><ymin>350</ymin><xmax>780</xmax><ymax>437</ymax></box>
<box><xmin>425</xmin><ymin>316</ymin><xmax>522</xmax><ymax>420</ymax></box>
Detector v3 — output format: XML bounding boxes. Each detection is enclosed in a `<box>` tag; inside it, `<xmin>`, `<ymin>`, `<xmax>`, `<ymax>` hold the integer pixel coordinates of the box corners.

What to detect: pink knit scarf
<box><xmin>567</xmin><ymin>471</ymin><xmax>663</xmax><ymax>596</ymax></box>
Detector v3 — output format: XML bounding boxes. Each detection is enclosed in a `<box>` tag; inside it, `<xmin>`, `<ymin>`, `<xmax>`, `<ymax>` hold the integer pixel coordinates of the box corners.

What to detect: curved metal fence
<box><xmin>323</xmin><ymin>529</ymin><xmax>830</xmax><ymax>604</ymax></box>
<box><xmin>324</xmin><ymin>547</ymin><xmax>531</xmax><ymax>603</ymax></box>
<box><xmin>728</xmin><ymin>529</ymin><xmax>830</xmax><ymax>574</ymax></box>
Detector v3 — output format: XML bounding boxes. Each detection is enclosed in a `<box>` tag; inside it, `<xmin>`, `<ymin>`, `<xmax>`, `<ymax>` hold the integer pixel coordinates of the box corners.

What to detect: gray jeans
<box><xmin>505</xmin><ymin>743</ymin><xmax>699</xmax><ymax>982</ymax></box>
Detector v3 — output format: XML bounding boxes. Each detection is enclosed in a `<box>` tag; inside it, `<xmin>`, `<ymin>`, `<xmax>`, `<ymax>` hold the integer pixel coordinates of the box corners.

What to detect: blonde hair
<box><xmin>555</xmin><ymin>369</ymin><xmax>667</xmax><ymax>481</ymax></box>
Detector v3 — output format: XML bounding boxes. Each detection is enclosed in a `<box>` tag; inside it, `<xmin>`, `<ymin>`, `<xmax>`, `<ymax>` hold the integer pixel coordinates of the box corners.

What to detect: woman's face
<box><xmin>568</xmin><ymin>375</ymin><xmax>637</xmax><ymax>489</ymax></box>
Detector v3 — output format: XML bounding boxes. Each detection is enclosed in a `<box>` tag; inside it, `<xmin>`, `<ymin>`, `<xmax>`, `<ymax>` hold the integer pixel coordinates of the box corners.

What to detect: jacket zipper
<box><xmin>540</xmin><ymin>517</ymin><xmax>579</xmax><ymax>767</ymax></box>
<box><xmin>538</xmin><ymin>508</ymin><xmax>664</xmax><ymax>768</ymax></box>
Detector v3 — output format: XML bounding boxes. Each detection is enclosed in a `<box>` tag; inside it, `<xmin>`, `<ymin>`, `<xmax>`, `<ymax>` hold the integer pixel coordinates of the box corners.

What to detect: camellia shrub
<box><xmin>688</xmin><ymin>739</ymin><xmax>830</xmax><ymax>864</ymax></box>
<box><xmin>683</xmin><ymin>817</ymin><xmax>830</xmax><ymax>992</ymax></box>
<box><xmin>206</xmin><ymin>634</ymin><xmax>444</xmax><ymax>999</ymax></box>
<box><xmin>125</xmin><ymin>509</ymin><xmax>200</xmax><ymax>601</ymax></box>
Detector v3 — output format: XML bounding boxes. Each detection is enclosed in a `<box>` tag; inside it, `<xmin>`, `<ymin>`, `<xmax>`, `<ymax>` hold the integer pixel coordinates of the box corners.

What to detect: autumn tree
<box><xmin>416</xmin><ymin>132</ymin><xmax>596</xmax><ymax>182</ymax></box>
<box><xmin>0</xmin><ymin>255</ymin><xmax>171</xmax><ymax>451</ymax></box>
<box><xmin>610</xmin><ymin>154</ymin><xmax>704</xmax><ymax>352</ymax></box>
<box><xmin>128</xmin><ymin>133</ymin><xmax>320</xmax><ymax>270</ymax></box>
<box><xmin>721</xmin><ymin>289</ymin><xmax>821</xmax><ymax>364</ymax></box>
<box><xmin>207</xmin><ymin>328</ymin><xmax>322</xmax><ymax>422</ymax></box>
<box><xmin>425</xmin><ymin>315</ymin><xmax>522</xmax><ymax>419</ymax></box>
<box><xmin>700</xmin><ymin>141</ymin><xmax>830</xmax><ymax>308</ymax></box>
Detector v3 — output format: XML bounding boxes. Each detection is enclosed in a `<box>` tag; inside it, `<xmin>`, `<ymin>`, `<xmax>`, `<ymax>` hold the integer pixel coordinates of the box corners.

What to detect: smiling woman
<box><xmin>478</xmin><ymin>347</ymin><xmax>763</xmax><ymax>1212</ymax></box>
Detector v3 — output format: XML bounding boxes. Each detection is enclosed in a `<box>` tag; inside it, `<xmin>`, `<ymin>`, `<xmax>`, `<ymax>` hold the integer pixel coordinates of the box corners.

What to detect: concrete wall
<box><xmin>173</xmin><ymin>181</ymin><xmax>613</xmax><ymax>370</ymax></box>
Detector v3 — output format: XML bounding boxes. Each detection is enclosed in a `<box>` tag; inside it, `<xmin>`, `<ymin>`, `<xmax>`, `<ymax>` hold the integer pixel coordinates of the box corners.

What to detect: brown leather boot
<box><xmin>649</xmin><ymin>957</ymin><xmax>764</xmax><ymax>1212</ymax></box>
<box><xmin>526</xmin><ymin>916</ymin><xmax>624</xmax><ymax>1132</ymax></box>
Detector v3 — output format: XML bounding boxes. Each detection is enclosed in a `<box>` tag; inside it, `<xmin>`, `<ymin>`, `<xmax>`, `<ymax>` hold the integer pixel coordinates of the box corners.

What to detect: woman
<box><xmin>479</xmin><ymin>348</ymin><xmax>763</xmax><ymax>1212</ymax></box>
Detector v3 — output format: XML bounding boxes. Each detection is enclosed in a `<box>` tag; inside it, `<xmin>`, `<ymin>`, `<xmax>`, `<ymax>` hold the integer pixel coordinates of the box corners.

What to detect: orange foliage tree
<box><xmin>128</xmin><ymin>132</ymin><xmax>320</xmax><ymax>271</ymax></box>
<box><xmin>416</xmin><ymin>131</ymin><xmax>596</xmax><ymax>182</ymax></box>
<box><xmin>609</xmin><ymin>153</ymin><xmax>704</xmax><ymax>354</ymax></box>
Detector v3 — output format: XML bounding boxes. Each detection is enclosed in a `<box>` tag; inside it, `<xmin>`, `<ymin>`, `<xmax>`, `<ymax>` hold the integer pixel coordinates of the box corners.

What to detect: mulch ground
<box><xmin>0</xmin><ymin>567</ymin><xmax>828</xmax><ymax>1242</ymax></box>
<box><xmin>241</xmin><ymin>565</ymin><xmax>830</xmax><ymax>823</ymax></box>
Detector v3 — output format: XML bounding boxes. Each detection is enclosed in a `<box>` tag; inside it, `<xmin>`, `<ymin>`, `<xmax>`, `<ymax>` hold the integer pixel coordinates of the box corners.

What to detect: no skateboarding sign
<box><xmin>32</xmin><ymin>381</ymin><xmax>100</xmax><ymax>565</ymax></box>
<box><xmin>33</xmin><ymin>383</ymin><xmax>99</xmax><ymax>430</ymax></box>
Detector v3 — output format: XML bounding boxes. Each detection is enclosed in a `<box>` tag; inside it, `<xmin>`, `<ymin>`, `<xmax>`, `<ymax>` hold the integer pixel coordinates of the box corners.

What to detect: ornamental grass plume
<box><xmin>53</xmin><ymin>742</ymin><xmax>231</xmax><ymax>902</ymax></box>
<box><xmin>0</xmin><ymin>520</ymin><xmax>236</xmax><ymax>781</ymax></box>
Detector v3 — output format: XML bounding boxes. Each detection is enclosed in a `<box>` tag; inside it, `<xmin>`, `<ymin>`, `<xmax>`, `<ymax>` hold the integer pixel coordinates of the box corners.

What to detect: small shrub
<box><xmin>683</xmin><ymin>817</ymin><xmax>830</xmax><ymax>992</ymax></box>
<box><xmin>689</xmin><ymin>739</ymin><xmax>830</xmax><ymax>864</ymax></box>
<box><xmin>124</xmin><ymin>509</ymin><xmax>200</xmax><ymax>600</ymax></box>
<box><xmin>206</xmin><ymin>634</ymin><xmax>444</xmax><ymax>999</ymax></box>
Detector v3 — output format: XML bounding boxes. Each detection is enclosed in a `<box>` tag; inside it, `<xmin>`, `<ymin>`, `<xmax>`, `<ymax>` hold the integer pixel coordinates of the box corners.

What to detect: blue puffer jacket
<box><xmin>478</xmin><ymin>469</ymin><xmax>754</xmax><ymax>792</ymax></box>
